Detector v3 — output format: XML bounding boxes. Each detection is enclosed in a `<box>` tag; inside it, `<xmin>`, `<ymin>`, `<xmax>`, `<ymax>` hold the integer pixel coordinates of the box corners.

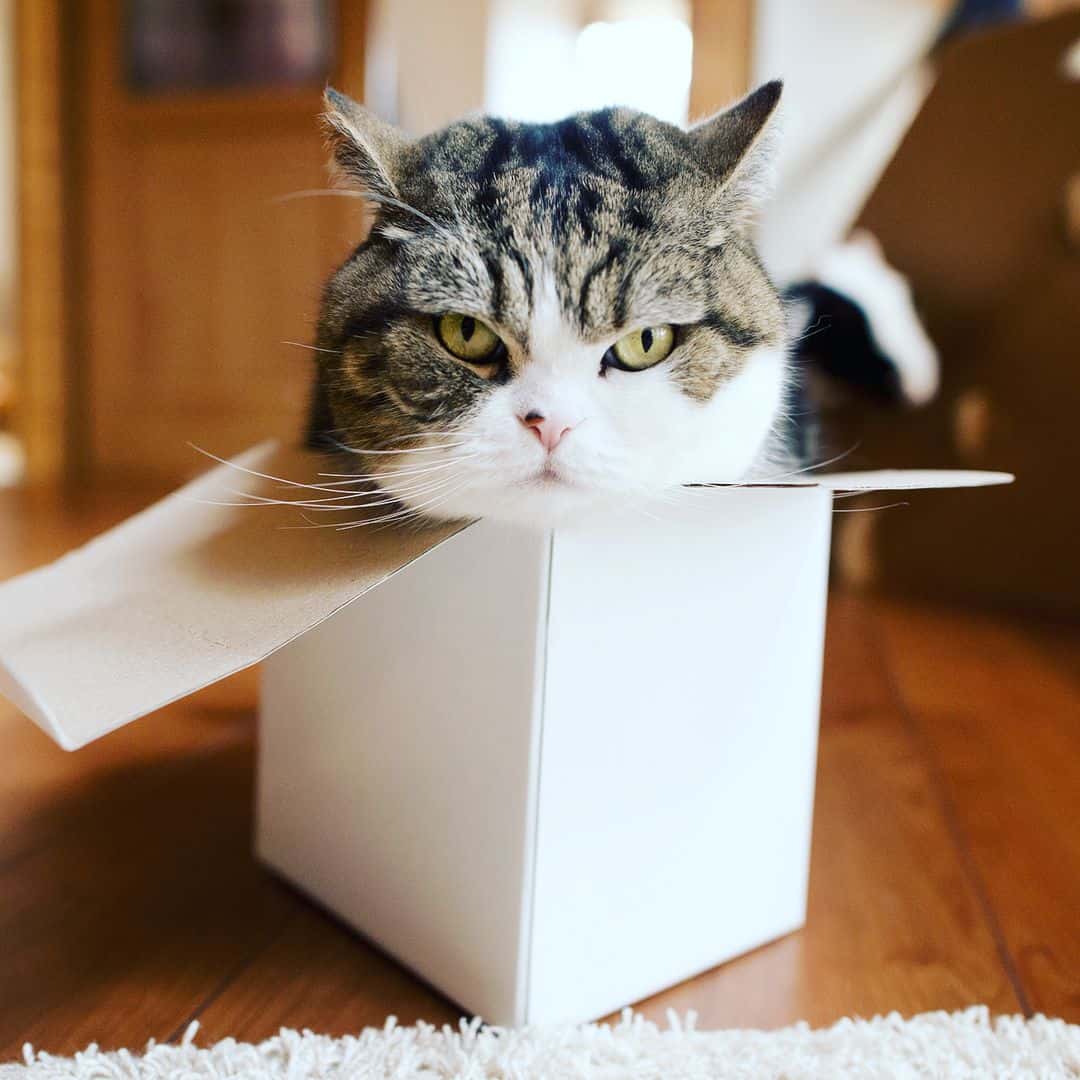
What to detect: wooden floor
<box><xmin>0</xmin><ymin>485</ymin><xmax>1077</xmax><ymax>1060</ymax></box>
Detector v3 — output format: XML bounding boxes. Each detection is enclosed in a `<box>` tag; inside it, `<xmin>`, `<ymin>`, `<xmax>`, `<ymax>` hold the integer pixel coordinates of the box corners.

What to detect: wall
<box><xmin>365</xmin><ymin>0</ymin><xmax>491</xmax><ymax>133</ymax></box>
<box><xmin>366</xmin><ymin>0</ymin><xmax>692</xmax><ymax>130</ymax></box>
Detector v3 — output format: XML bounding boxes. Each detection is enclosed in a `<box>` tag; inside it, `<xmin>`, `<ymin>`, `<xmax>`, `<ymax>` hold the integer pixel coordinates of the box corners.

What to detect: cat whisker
<box><xmin>318</xmin><ymin>453</ymin><xmax>479</xmax><ymax>481</ymax></box>
<box><xmin>287</xmin><ymin>478</ymin><xmax>470</xmax><ymax>531</ymax></box>
<box><xmin>307</xmin><ymin>459</ymin><xmax>480</xmax><ymax>491</ymax></box>
<box><xmin>383</xmin><ymin>431</ymin><xmax>472</xmax><ymax>443</ymax></box>
<box><xmin>343</xmin><ymin>480</ymin><xmax>473</xmax><ymax>530</ymax></box>
<box><xmin>189</xmin><ymin>444</ymin><xmax>357</xmax><ymax>495</ymax></box>
<box><xmin>340</xmin><ymin>470</ymin><xmax>472</xmax><ymax>509</ymax></box>
<box><xmin>348</xmin><ymin>191</ymin><xmax>444</xmax><ymax>233</ymax></box>
<box><xmin>267</xmin><ymin>458</ymin><xmax>477</xmax><ymax>519</ymax></box>
<box><xmin>334</xmin><ymin>426</ymin><xmax>455</xmax><ymax>445</ymax></box>
<box><xmin>282</xmin><ymin>340</ymin><xmax>341</xmax><ymax>355</ymax></box>
<box><xmin>328</xmin><ymin>436</ymin><xmax>473</xmax><ymax>457</ymax></box>
<box><xmin>229</xmin><ymin>464</ymin><xmax>469</xmax><ymax>512</ymax></box>
<box><xmin>278</xmin><ymin>189</ymin><xmax>471</xmax><ymax>266</ymax></box>
<box><xmin>749</xmin><ymin>444</ymin><xmax>861</xmax><ymax>485</ymax></box>
<box><xmin>832</xmin><ymin>501</ymin><xmax>909</xmax><ymax>513</ymax></box>
<box><xmin>194</xmin><ymin>487</ymin><xmax>389</xmax><ymax>513</ymax></box>
<box><xmin>211</xmin><ymin>488</ymin><xmax>388</xmax><ymax>512</ymax></box>
<box><xmin>275</xmin><ymin>187</ymin><xmax>474</xmax><ymax>256</ymax></box>
<box><xmin>625</xmin><ymin>501</ymin><xmax>665</xmax><ymax>524</ymax></box>
<box><xmin>790</xmin><ymin>316</ymin><xmax>831</xmax><ymax>346</ymax></box>
<box><xmin>372</xmin><ymin>492</ymin><xmax>471</xmax><ymax>529</ymax></box>
<box><xmin>272</xmin><ymin>490</ymin><xmax>449</xmax><ymax>522</ymax></box>
<box><xmin>272</xmin><ymin>188</ymin><xmax>367</xmax><ymax>204</ymax></box>
<box><xmin>188</xmin><ymin>441</ymin><xmax>475</xmax><ymax>508</ymax></box>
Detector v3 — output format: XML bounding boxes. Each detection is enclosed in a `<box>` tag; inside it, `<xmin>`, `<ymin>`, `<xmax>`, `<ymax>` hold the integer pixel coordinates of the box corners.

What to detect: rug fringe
<box><xmin>5</xmin><ymin>1007</ymin><xmax>1079</xmax><ymax>1079</ymax></box>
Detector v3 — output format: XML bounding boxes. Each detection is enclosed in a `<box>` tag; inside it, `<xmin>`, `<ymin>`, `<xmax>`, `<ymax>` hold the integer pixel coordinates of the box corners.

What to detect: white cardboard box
<box><xmin>0</xmin><ymin>443</ymin><xmax>1011</xmax><ymax>1025</ymax></box>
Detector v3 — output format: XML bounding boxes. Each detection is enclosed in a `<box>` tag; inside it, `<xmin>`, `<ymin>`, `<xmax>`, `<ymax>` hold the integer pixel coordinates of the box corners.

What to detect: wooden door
<box><xmin>73</xmin><ymin>0</ymin><xmax>367</xmax><ymax>483</ymax></box>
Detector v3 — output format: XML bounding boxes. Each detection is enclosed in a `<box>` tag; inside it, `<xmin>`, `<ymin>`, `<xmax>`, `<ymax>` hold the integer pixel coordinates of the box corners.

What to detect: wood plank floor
<box><xmin>0</xmin><ymin>486</ymin><xmax>1077</xmax><ymax>1060</ymax></box>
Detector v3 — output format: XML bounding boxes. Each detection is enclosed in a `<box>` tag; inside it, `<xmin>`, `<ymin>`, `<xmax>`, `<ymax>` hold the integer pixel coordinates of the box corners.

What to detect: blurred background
<box><xmin>2</xmin><ymin>0</ymin><xmax>1078</xmax><ymax>613</ymax></box>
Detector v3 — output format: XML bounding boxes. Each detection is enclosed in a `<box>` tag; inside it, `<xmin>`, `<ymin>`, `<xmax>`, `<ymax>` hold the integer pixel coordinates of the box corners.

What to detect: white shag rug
<box><xmin>3</xmin><ymin>1007</ymin><xmax>1078</xmax><ymax>1079</ymax></box>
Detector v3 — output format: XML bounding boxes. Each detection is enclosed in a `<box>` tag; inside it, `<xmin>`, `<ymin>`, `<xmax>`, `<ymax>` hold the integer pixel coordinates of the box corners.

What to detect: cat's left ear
<box><xmin>322</xmin><ymin>87</ymin><xmax>410</xmax><ymax>201</ymax></box>
<box><xmin>689</xmin><ymin>80</ymin><xmax>782</xmax><ymax>220</ymax></box>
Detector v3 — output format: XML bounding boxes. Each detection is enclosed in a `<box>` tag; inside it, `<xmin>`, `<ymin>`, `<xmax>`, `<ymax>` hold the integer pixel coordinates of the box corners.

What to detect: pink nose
<box><xmin>519</xmin><ymin>410</ymin><xmax>574</xmax><ymax>452</ymax></box>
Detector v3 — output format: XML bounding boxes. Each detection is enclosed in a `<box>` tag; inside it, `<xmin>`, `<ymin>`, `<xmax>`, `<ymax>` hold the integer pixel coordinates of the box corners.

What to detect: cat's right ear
<box><xmin>689</xmin><ymin>80</ymin><xmax>783</xmax><ymax>221</ymax></box>
<box><xmin>322</xmin><ymin>88</ymin><xmax>409</xmax><ymax>201</ymax></box>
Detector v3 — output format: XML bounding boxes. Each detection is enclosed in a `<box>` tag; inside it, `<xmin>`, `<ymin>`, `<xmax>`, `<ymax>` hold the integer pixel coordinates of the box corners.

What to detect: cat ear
<box><xmin>689</xmin><ymin>80</ymin><xmax>783</xmax><ymax>216</ymax></box>
<box><xmin>322</xmin><ymin>87</ymin><xmax>409</xmax><ymax>201</ymax></box>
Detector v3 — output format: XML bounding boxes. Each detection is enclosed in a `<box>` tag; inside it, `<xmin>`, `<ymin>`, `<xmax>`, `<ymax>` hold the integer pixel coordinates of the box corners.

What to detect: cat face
<box><xmin>314</xmin><ymin>85</ymin><xmax>790</xmax><ymax>526</ymax></box>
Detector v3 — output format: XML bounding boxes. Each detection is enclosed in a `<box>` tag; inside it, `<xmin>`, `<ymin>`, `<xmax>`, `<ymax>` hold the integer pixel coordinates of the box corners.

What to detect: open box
<box><xmin>0</xmin><ymin>443</ymin><xmax>1011</xmax><ymax>1025</ymax></box>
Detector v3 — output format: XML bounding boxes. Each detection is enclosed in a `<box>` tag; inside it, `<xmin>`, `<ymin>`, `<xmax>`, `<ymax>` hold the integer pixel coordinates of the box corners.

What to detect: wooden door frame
<box><xmin>12</xmin><ymin>0</ymin><xmax>367</xmax><ymax>486</ymax></box>
<box><xmin>13</xmin><ymin>0</ymin><xmax>73</xmax><ymax>485</ymax></box>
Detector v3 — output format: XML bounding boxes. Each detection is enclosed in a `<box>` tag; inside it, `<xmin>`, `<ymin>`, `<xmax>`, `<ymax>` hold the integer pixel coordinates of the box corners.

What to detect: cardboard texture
<box><xmin>0</xmin><ymin>443</ymin><xmax>463</xmax><ymax>750</ymax></box>
<box><xmin>0</xmin><ymin>444</ymin><xmax>1011</xmax><ymax>1024</ymax></box>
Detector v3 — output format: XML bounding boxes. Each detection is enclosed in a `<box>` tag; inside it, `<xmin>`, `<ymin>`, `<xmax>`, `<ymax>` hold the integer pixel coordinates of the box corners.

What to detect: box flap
<box><xmin>0</xmin><ymin>444</ymin><xmax>1012</xmax><ymax>750</ymax></box>
<box><xmin>697</xmin><ymin>469</ymin><xmax>1014</xmax><ymax>490</ymax></box>
<box><xmin>0</xmin><ymin>443</ymin><xmax>464</xmax><ymax>750</ymax></box>
<box><xmin>811</xmin><ymin>469</ymin><xmax>1014</xmax><ymax>492</ymax></box>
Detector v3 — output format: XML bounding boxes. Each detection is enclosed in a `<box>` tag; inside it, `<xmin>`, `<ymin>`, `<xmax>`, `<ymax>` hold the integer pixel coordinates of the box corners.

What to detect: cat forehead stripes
<box><xmin>369</xmin><ymin>111</ymin><xmax>686</xmax><ymax>341</ymax></box>
<box><xmin>353</xmin><ymin>117</ymin><xmax>777</xmax><ymax>351</ymax></box>
<box><xmin>324</xmin><ymin>85</ymin><xmax>780</xmax><ymax>331</ymax></box>
<box><xmin>422</xmin><ymin>111</ymin><xmax>686</xmax><ymax>219</ymax></box>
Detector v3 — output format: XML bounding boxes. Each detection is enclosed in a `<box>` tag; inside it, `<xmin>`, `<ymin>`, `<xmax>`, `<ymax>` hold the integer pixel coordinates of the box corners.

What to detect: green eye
<box><xmin>608</xmin><ymin>324</ymin><xmax>676</xmax><ymax>371</ymax></box>
<box><xmin>435</xmin><ymin>313</ymin><xmax>504</xmax><ymax>363</ymax></box>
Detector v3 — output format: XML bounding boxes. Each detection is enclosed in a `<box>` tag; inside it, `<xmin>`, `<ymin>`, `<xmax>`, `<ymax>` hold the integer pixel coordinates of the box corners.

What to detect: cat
<box><xmin>306</xmin><ymin>83</ymin><xmax>934</xmax><ymax>527</ymax></box>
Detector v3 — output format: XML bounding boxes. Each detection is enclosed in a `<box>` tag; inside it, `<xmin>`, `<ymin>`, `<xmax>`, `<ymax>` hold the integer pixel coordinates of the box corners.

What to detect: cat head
<box><xmin>314</xmin><ymin>83</ymin><xmax>789</xmax><ymax>526</ymax></box>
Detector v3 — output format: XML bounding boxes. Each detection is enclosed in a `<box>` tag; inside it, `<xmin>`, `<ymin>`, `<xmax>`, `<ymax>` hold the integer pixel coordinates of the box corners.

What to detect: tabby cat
<box><xmin>307</xmin><ymin>83</ymin><xmax>929</xmax><ymax>526</ymax></box>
